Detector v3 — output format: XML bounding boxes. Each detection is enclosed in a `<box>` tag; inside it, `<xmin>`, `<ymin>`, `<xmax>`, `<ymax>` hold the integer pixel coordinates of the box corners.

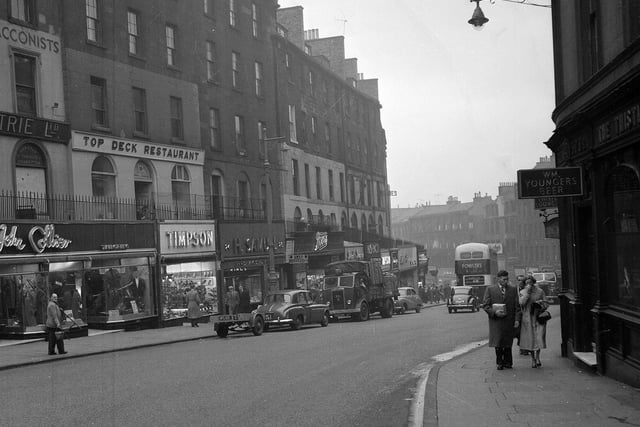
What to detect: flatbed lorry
<box><xmin>321</xmin><ymin>260</ymin><xmax>398</xmax><ymax>321</ymax></box>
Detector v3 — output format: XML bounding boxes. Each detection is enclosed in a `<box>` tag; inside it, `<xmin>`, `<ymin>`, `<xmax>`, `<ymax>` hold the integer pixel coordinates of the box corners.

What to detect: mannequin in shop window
<box><xmin>21</xmin><ymin>278</ymin><xmax>37</xmax><ymax>327</ymax></box>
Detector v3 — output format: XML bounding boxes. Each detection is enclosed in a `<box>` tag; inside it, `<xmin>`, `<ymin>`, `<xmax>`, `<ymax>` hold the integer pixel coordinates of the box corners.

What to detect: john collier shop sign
<box><xmin>1</xmin><ymin>222</ymin><xmax>155</xmax><ymax>255</ymax></box>
<box><xmin>0</xmin><ymin>223</ymin><xmax>72</xmax><ymax>254</ymax></box>
<box><xmin>159</xmin><ymin>222</ymin><xmax>216</xmax><ymax>255</ymax></box>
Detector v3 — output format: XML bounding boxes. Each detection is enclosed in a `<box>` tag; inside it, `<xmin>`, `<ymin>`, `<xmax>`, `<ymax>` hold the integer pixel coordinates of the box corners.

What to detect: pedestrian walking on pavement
<box><xmin>518</xmin><ymin>275</ymin><xmax>548</xmax><ymax>368</ymax></box>
<box><xmin>482</xmin><ymin>270</ymin><xmax>521</xmax><ymax>370</ymax></box>
<box><xmin>45</xmin><ymin>293</ymin><xmax>67</xmax><ymax>355</ymax></box>
<box><xmin>516</xmin><ymin>277</ymin><xmax>529</xmax><ymax>356</ymax></box>
<box><xmin>186</xmin><ymin>284</ymin><xmax>201</xmax><ymax>327</ymax></box>
<box><xmin>226</xmin><ymin>285</ymin><xmax>239</xmax><ymax>315</ymax></box>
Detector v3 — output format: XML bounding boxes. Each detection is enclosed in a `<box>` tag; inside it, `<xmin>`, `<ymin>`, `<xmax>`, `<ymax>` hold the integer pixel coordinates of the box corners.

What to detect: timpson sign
<box><xmin>159</xmin><ymin>223</ymin><xmax>216</xmax><ymax>255</ymax></box>
<box><xmin>72</xmin><ymin>131</ymin><xmax>204</xmax><ymax>166</ymax></box>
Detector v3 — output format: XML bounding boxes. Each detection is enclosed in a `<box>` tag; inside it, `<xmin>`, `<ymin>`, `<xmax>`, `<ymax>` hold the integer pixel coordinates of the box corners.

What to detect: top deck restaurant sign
<box><xmin>517</xmin><ymin>167</ymin><xmax>583</xmax><ymax>199</ymax></box>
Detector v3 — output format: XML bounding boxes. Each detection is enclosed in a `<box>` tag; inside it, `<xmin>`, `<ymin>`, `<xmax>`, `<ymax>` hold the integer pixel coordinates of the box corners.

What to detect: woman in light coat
<box><xmin>518</xmin><ymin>276</ymin><xmax>548</xmax><ymax>368</ymax></box>
<box><xmin>186</xmin><ymin>285</ymin><xmax>201</xmax><ymax>327</ymax></box>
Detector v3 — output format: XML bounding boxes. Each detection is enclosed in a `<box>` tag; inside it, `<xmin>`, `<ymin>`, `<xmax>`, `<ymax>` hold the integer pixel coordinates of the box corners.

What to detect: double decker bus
<box><xmin>454</xmin><ymin>243</ymin><xmax>499</xmax><ymax>300</ymax></box>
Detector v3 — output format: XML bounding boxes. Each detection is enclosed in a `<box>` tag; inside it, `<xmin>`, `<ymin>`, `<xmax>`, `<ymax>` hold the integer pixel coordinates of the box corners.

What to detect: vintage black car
<box><xmin>255</xmin><ymin>290</ymin><xmax>330</xmax><ymax>331</ymax></box>
<box><xmin>447</xmin><ymin>286</ymin><xmax>480</xmax><ymax>313</ymax></box>
<box><xmin>394</xmin><ymin>287</ymin><xmax>424</xmax><ymax>314</ymax></box>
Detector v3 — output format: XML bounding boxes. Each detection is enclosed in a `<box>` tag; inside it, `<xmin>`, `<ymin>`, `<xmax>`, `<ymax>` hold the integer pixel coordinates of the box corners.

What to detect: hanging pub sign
<box><xmin>544</xmin><ymin>217</ymin><xmax>560</xmax><ymax>239</ymax></box>
<box><xmin>517</xmin><ymin>167</ymin><xmax>583</xmax><ymax>198</ymax></box>
<box><xmin>363</xmin><ymin>241</ymin><xmax>381</xmax><ymax>260</ymax></box>
<box><xmin>535</xmin><ymin>197</ymin><xmax>558</xmax><ymax>210</ymax></box>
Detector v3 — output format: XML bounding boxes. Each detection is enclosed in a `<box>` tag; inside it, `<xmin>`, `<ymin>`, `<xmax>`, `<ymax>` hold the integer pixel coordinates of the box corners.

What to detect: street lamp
<box><xmin>468</xmin><ymin>0</ymin><xmax>551</xmax><ymax>30</ymax></box>
<box><xmin>262</xmin><ymin>126</ymin><xmax>285</xmax><ymax>292</ymax></box>
<box><xmin>468</xmin><ymin>0</ymin><xmax>489</xmax><ymax>30</ymax></box>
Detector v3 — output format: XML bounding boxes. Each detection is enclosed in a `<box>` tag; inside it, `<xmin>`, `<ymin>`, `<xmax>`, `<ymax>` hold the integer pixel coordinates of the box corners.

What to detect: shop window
<box><xmin>85</xmin><ymin>257</ymin><xmax>155</xmax><ymax>323</ymax></box>
<box><xmin>606</xmin><ymin>166</ymin><xmax>640</xmax><ymax>310</ymax></box>
<box><xmin>48</xmin><ymin>261</ymin><xmax>86</xmax><ymax>325</ymax></box>
<box><xmin>224</xmin><ymin>270</ymin><xmax>262</xmax><ymax>314</ymax></box>
<box><xmin>0</xmin><ymin>265</ymin><xmax>47</xmax><ymax>331</ymax></box>
<box><xmin>162</xmin><ymin>261</ymin><xmax>217</xmax><ymax>320</ymax></box>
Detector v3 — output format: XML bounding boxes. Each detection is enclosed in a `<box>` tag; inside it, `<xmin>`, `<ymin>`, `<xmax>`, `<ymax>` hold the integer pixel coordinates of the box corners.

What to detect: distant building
<box><xmin>391</xmin><ymin>157</ymin><xmax>561</xmax><ymax>280</ymax></box>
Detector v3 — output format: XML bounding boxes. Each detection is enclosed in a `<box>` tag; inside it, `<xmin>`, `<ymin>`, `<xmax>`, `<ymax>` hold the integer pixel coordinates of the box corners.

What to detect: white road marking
<box><xmin>409</xmin><ymin>340</ymin><xmax>488</xmax><ymax>427</ymax></box>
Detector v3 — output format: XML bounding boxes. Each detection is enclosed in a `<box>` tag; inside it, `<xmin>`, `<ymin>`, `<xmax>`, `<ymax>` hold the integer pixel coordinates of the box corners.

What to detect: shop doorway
<box><xmin>575</xmin><ymin>204</ymin><xmax>596</xmax><ymax>351</ymax></box>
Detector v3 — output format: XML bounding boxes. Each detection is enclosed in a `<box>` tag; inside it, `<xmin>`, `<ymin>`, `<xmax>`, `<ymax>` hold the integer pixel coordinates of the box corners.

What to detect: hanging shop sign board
<box><xmin>397</xmin><ymin>246</ymin><xmax>417</xmax><ymax>271</ymax></box>
<box><xmin>517</xmin><ymin>167</ymin><xmax>583</xmax><ymax>198</ymax></box>
<box><xmin>287</xmin><ymin>254</ymin><xmax>308</xmax><ymax>264</ymax></box>
<box><xmin>535</xmin><ymin>197</ymin><xmax>558</xmax><ymax>210</ymax></box>
<box><xmin>544</xmin><ymin>217</ymin><xmax>560</xmax><ymax>239</ymax></box>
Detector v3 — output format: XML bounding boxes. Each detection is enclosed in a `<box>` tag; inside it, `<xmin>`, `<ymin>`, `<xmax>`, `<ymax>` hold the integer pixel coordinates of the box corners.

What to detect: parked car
<box><xmin>394</xmin><ymin>287</ymin><xmax>424</xmax><ymax>314</ymax></box>
<box><xmin>255</xmin><ymin>290</ymin><xmax>330</xmax><ymax>331</ymax></box>
<box><xmin>447</xmin><ymin>286</ymin><xmax>479</xmax><ymax>313</ymax></box>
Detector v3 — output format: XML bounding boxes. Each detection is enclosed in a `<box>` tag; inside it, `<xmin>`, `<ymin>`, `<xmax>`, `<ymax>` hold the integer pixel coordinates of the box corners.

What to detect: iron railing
<box><xmin>0</xmin><ymin>191</ymin><xmax>271</xmax><ymax>222</ymax></box>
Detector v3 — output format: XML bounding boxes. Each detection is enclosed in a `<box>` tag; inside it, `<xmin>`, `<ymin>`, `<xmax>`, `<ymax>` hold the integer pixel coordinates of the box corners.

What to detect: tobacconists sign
<box><xmin>517</xmin><ymin>167</ymin><xmax>583</xmax><ymax>199</ymax></box>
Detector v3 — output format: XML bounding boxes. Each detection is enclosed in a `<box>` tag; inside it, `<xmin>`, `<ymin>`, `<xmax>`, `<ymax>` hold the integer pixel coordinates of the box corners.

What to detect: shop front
<box><xmin>397</xmin><ymin>246</ymin><xmax>418</xmax><ymax>287</ymax></box>
<box><xmin>548</xmin><ymin>89</ymin><xmax>640</xmax><ymax>386</ymax></box>
<box><xmin>286</xmin><ymin>231</ymin><xmax>345</xmax><ymax>291</ymax></box>
<box><xmin>218</xmin><ymin>222</ymin><xmax>286</xmax><ymax>313</ymax></box>
<box><xmin>0</xmin><ymin>221</ymin><xmax>157</xmax><ymax>338</ymax></box>
<box><xmin>158</xmin><ymin>221</ymin><xmax>218</xmax><ymax>326</ymax></box>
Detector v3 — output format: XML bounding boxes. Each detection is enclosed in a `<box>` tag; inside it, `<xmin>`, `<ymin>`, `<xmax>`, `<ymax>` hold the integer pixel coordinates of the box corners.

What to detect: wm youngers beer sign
<box><xmin>517</xmin><ymin>167</ymin><xmax>583</xmax><ymax>199</ymax></box>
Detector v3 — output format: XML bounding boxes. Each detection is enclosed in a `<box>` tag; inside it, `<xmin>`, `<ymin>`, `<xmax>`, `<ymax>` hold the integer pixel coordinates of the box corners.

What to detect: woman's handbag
<box><xmin>537</xmin><ymin>310</ymin><xmax>551</xmax><ymax>324</ymax></box>
<box><xmin>54</xmin><ymin>330</ymin><xmax>64</xmax><ymax>340</ymax></box>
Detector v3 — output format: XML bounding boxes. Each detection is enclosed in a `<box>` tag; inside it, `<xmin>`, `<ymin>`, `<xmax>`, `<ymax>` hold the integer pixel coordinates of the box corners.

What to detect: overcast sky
<box><xmin>277</xmin><ymin>0</ymin><xmax>555</xmax><ymax>208</ymax></box>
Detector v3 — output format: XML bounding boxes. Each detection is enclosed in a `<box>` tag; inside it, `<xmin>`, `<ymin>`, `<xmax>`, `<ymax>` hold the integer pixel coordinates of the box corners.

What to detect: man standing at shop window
<box><xmin>46</xmin><ymin>293</ymin><xmax>67</xmax><ymax>356</ymax></box>
<box><xmin>482</xmin><ymin>270</ymin><xmax>520</xmax><ymax>370</ymax></box>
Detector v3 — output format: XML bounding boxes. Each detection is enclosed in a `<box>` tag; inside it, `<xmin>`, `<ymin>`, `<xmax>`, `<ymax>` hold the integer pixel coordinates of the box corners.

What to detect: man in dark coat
<box><xmin>482</xmin><ymin>270</ymin><xmax>521</xmax><ymax>370</ymax></box>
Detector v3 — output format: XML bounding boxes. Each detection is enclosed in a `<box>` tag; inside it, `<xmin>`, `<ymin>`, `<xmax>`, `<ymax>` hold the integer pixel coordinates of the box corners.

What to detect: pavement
<box><xmin>2</xmin><ymin>303</ymin><xmax>640</xmax><ymax>427</ymax></box>
<box><xmin>431</xmin><ymin>304</ymin><xmax>640</xmax><ymax>427</ymax></box>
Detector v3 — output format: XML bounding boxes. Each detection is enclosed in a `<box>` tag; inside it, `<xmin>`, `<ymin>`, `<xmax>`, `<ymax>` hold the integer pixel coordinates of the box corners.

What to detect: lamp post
<box><xmin>262</xmin><ymin>126</ymin><xmax>285</xmax><ymax>292</ymax></box>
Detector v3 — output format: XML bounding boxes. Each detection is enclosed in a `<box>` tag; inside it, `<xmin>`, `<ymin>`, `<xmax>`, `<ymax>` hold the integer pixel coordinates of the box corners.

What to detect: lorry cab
<box><xmin>322</xmin><ymin>272</ymin><xmax>368</xmax><ymax>313</ymax></box>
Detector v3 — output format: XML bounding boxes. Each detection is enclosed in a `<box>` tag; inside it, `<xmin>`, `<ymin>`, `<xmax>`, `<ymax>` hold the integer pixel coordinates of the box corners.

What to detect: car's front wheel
<box><xmin>216</xmin><ymin>324</ymin><xmax>229</xmax><ymax>338</ymax></box>
<box><xmin>252</xmin><ymin>316</ymin><xmax>264</xmax><ymax>336</ymax></box>
<box><xmin>291</xmin><ymin>315</ymin><xmax>303</xmax><ymax>330</ymax></box>
<box><xmin>357</xmin><ymin>302</ymin><xmax>370</xmax><ymax>321</ymax></box>
<box><xmin>320</xmin><ymin>311</ymin><xmax>329</xmax><ymax>327</ymax></box>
